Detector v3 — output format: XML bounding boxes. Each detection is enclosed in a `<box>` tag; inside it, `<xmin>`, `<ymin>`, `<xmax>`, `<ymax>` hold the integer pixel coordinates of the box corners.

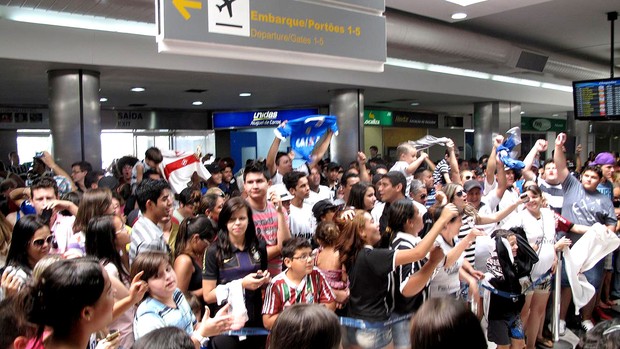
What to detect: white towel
<box><xmin>563</xmin><ymin>223</ymin><xmax>620</xmax><ymax>314</ymax></box>
<box><xmin>215</xmin><ymin>279</ymin><xmax>248</xmax><ymax>331</ymax></box>
<box><xmin>159</xmin><ymin>150</ymin><xmax>212</xmax><ymax>194</ymax></box>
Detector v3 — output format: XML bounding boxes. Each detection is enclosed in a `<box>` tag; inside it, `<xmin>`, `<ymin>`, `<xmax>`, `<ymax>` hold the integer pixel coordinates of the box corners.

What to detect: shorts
<box><xmin>532</xmin><ymin>276</ymin><xmax>552</xmax><ymax>293</ymax></box>
<box><xmin>561</xmin><ymin>257</ymin><xmax>604</xmax><ymax>290</ymax></box>
<box><xmin>346</xmin><ymin>326</ymin><xmax>392</xmax><ymax>349</ymax></box>
<box><xmin>487</xmin><ymin>314</ymin><xmax>524</xmax><ymax>346</ymax></box>
<box><xmin>390</xmin><ymin>313</ymin><xmax>411</xmax><ymax>348</ymax></box>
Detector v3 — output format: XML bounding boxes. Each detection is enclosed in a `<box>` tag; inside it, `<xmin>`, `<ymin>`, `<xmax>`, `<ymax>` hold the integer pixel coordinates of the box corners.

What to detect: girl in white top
<box><xmin>502</xmin><ymin>184</ymin><xmax>571</xmax><ymax>349</ymax></box>
<box><xmin>428</xmin><ymin>204</ymin><xmax>484</xmax><ymax>303</ymax></box>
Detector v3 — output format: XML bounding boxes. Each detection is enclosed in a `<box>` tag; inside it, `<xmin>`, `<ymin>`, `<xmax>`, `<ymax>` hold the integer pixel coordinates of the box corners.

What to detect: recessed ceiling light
<box><xmin>239</xmin><ymin>92</ymin><xmax>252</xmax><ymax>97</ymax></box>
<box><xmin>445</xmin><ymin>0</ymin><xmax>487</xmax><ymax>6</ymax></box>
<box><xmin>131</xmin><ymin>87</ymin><xmax>145</xmax><ymax>92</ymax></box>
<box><xmin>192</xmin><ymin>101</ymin><xmax>203</xmax><ymax>106</ymax></box>
<box><xmin>410</xmin><ymin>102</ymin><xmax>420</xmax><ymax>106</ymax></box>
<box><xmin>99</xmin><ymin>97</ymin><xmax>108</xmax><ymax>102</ymax></box>
<box><xmin>520</xmin><ymin>111</ymin><xmax>525</xmax><ymax>115</ymax></box>
<box><xmin>451</xmin><ymin>13</ymin><xmax>467</xmax><ymax>20</ymax></box>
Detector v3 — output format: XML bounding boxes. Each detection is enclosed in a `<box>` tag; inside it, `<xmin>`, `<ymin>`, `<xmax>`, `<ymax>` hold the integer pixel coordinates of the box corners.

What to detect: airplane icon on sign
<box><xmin>216</xmin><ymin>0</ymin><xmax>236</xmax><ymax>18</ymax></box>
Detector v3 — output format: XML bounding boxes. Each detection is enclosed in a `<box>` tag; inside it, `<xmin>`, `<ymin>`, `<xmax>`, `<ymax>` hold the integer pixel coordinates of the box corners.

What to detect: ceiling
<box><xmin>0</xmin><ymin>0</ymin><xmax>618</xmax><ymax>118</ymax></box>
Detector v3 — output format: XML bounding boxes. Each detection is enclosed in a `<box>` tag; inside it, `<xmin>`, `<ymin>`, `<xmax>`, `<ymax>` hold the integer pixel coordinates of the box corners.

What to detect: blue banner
<box><xmin>212</xmin><ymin>108</ymin><xmax>319</xmax><ymax>129</ymax></box>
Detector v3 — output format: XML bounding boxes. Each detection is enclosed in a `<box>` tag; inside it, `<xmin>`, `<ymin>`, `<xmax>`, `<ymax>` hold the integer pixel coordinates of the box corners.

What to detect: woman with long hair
<box><xmin>501</xmin><ymin>184</ymin><xmax>571</xmax><ymax>349</ymax></box>
<box><xmin>22</xmin><ymin>258</ymin><xmax>116</xmax><ymax>349</ymax></box>
<box><xmin>0</xmin><ymin>212</ymin><xmax>13</xmax><ymax>265</ymax></box>
<box><xmin>1</xmin><ymin>215</ymin><xmax>51</xmax><ymax>299</ymax></box>
<box><xmin>335</xmin><ymin>204</ymin><xmax>457</xmax><ymax>349</ymax></box>
<box><xmin>85</xmin><ymin>214</ymin><xmax>144</xmax><ymax>348</ymax></box>
<box><xmin>346</xmin><ymin>182</ymin><xmax>377</xmax><ymax>212</ymax></box>
<box><xmin>427</xmin><ymin>205</ymin><xmax>483</xmax><ymax>302</ymax></box>
<box><xmin>173</xmin><ymin>214</ymin><xmax>217</xmax><ymax>297</ymax></box>
<box><xmin>387</xmin><ymin>199</ymin><xmax>445</xmax><ymax>349</ymax></box>
<box><xmin>68</xmin><ymin>188</ymin><xmax>114</xmax><ymax>257</ymax></box>
<box><xmin>202</xmin><ymin>196</ymin><xmax>270</xmax><ymax>349</ymax></box>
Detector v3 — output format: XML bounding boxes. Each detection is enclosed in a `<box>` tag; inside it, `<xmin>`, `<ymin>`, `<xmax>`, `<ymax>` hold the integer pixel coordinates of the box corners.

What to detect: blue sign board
<box><xmin>212</xmin><ymin>108</ymin><xmax>319</xmax><ymax>129</ymax></box>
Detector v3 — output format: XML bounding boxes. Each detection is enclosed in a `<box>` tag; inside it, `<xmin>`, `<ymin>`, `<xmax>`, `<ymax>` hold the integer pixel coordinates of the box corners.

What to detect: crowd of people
<box><xmin>0</xmin><ymin>130</ymin><xmax>620</xmax><ymax>349</ymax></box>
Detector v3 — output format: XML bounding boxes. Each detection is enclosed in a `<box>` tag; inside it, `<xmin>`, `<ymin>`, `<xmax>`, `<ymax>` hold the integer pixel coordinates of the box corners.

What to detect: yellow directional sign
<box><xmin>173</xmin><ymin>0</ymin><xmax>202</xmax><ymax>20</ymax></box>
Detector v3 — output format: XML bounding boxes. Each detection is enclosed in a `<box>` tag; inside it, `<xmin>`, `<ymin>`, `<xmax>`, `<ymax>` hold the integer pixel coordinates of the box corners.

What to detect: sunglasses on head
<box><xmin>31</xmin><ymin>235</ymin><xmax>55</xmax><ymax>247</ymax></box>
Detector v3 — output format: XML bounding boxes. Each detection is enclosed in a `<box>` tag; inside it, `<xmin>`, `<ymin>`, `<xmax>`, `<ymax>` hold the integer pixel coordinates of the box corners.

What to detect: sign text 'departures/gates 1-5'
<box><xmin>159</xmin><ymin>0</ymin><xmax>386</xmax><ymax>72</ymax></box>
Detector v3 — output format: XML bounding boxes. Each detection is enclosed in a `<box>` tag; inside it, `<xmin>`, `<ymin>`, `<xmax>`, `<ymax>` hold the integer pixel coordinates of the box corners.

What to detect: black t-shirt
<box><xmin>347</xmin><ymin>247</ymin><xmax>396</xmax><ymax>322</ymax></box>
<box><xmin>203</xmin><ymin>240</ymin><xmax>268</xmax><ymax>325</ymax></box>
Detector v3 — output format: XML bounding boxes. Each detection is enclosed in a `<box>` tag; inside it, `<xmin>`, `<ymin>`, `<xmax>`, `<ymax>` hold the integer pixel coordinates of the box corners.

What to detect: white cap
<box><xmin>268</xmin><ymin>183</ymin><xmax>293</xmax><ymax>202</ymax></box>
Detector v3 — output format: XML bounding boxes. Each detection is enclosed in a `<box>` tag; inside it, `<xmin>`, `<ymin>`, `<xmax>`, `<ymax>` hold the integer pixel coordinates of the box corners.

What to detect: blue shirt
<box><xmin>275</xmin><ymin>115</ymin><xmax>338</xmax><ymax>163</ymax></box>
<box><xmin>134</xmin><ymin>288</ymin><xmax>196</xmax><ymax>339</ymax></box>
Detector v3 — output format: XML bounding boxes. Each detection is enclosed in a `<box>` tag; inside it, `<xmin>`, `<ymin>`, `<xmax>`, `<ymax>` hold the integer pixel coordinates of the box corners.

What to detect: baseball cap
<box><xmin>590</xmin><ymin>152</ymin><xmax>615</xmax><ymax>166</ymax></box>
<box><xmin>463</xmin><ymin>180</ymin><xmax>482</xmax><ymax>192</ymax></box>
<box><xmin>312</xmin><ymin>199</ymin><xmax>337</xmax><ymax>221</ymax></box>
<box><xmin>269</xmin><ymin>184</ymin><xmax>293</xmax><ymax>202</ymax></box>
<box><xmin>205</xmin><ymin>163</ymin><xmax>221</xmax><ymax>174</ymax></box>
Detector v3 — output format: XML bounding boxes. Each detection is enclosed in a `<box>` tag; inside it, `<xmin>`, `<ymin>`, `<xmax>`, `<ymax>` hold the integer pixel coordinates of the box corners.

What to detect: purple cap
<box><xmin>590</xmin><ymin>152</ymin><xmax>615</xmax><ymax>166</ymax></box>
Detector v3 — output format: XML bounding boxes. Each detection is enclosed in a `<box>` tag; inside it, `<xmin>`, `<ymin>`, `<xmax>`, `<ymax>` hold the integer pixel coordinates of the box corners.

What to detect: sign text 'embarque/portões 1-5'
<box><xmin>157</xmin><ymin>0</ymin><xmax>386</xmax><ymax>72</ymax></box>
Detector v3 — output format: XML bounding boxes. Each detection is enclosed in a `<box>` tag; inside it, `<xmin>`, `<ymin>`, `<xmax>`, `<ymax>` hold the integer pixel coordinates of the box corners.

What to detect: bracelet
<box><xmin>192</xmin><ymin>333</ymin><xmax>209</xmax><ymax>347</ymax></box>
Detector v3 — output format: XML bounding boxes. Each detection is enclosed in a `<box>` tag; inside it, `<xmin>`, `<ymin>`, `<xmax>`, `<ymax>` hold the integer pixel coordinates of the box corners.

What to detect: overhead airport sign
<box><xmin>392</xmin><ymin>112</ymin><xmax>438</xmax><ymax>128</ymax></box>
<box><xmin>158</xmin><ymin>0</ymin><xmax>386</xmax><ymax>72</ymax></box>
<box><xmin>212</xmin><ymin>108</ymin><xmax>319</xmax><ymax>129</ymax></box>
<box><xmin>521</xmin><ymin>117</ymin><xmax>566</xmax><ymax>132</ymax></box>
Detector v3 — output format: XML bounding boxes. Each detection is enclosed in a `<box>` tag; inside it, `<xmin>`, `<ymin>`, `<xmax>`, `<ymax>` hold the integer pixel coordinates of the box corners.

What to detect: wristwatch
<box><xmin>192</xmin><ymin>333</ymin><xmax>210</xmax><ymax>347</ymax></box>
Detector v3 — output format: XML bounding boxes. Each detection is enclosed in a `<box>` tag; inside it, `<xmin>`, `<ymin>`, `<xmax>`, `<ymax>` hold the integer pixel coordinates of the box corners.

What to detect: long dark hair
<box><xmin>386</xmin><ymin>199</ymin><xmax>417</xmax><ymax>240</ymax></box>
<box><xmin>174</xmin><ymin>214</ymin><xmax>217</xmax><ymax>259</ymax></box>
<box><xmin>410</xmin><ymin>298</ymin><xmax>487</xmax><ymax>349</ymax></box>
<box><xmin>5</xmin><ymin>215</ymin><xmax>49</xmax><ymax>270</ymax></box>
<box><xmin>215</xmin><ymin>197</ymin><xmax>260</xmax><ymax>266</ymax></box>
<box><xmin>24</xmin><ymin>258</ymin><xmax>106</xmax><ymax>337</ymax></box>
<box><xmin>85</xmin><ymin>215</ymin><xmax>129</xmax><ymax>283</ymax></box>
<box><xmin>346</xmin><ymin>182</ymin><xmax>374</xmax><ymax>211</ymax></box>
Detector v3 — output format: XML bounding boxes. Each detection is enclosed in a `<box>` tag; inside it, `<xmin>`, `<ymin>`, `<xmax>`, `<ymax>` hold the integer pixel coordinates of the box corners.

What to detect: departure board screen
<box><xmin>573</xmin><ymin>78</ymin><xmax>620</xmax><ymax>119</ymax></box>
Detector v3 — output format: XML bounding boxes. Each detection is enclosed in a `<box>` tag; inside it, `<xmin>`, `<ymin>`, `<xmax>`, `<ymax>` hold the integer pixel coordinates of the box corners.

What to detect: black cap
<box><xmin>206</xmin><ymin>163</ymin><xmax>221</xmax><ymax>174</ymax></box>
<box><xmin>312</xmin><ymin>199</ymin><xmax>337</xmax><ymax>221</ymax></box>
<box><xmin>98</xmin><ymin>176</ymin><xmax>119</xmax><ymax>190</ymax></box>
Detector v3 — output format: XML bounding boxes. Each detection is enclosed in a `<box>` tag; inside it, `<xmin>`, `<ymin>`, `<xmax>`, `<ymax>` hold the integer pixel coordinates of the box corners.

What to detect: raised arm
<box><xmin>406</xmin><ymin>152</ymin><xmax>428</xmax><ymax>176</ymax></box>
<box><xmin>266</xmin><ymin>136</ymin><xmax>282</xmax><ymax>178</ymax></box>
<box><xmin>575</xmin><ymin>144</ymin><xmax>583</xmax><ymax>173</ymax></box>
<box><xmin>423</xmin><ymin>153</ymin><xmax>436</xmax><ymax>172</ymax></box>
<box><xmin>553</xmin><ymin>133</ymin><xmax>569</xmax><ymax>183</ymax></box>
<box><xmin>401</xmin><ymin>245</ymin><xmax>444</xmax><ymax>297</ymax></box>
<box><xmin>522</xmin><ymin>139</ymin><xmax>547</xmax><ymax>181</ymax></box>
<box><xmin>308</xmin><ymin>129</ymin><xmax>334</xmax><ymax>169</ymax></box>
<box><xmin>394</xmin><ymin>203</ymin><xmax>459</xmax><ymax>267</ymax></box>
<box><xmin>446</xmin><ymin>140</ymin><xmax>460</xmax><ymax>184</ymax></box>
<box><xmin>268</xmin><ymin>189</ymin><xmax>291</xmax><ymax>260</ymax></box>
<box><xmin>356</xmin><ymin>151</ymin><xmax>371</xmax><ymax>183</ymax></box>
<box><xmin>41</xmin><ymin>151</ymin><xmax>77</xmax><ymax>192</ymax></box>
<box><xmin>476</xmin><ymin>195</ymin><xmax>526</xmax><ymax>225</ymax></box>
<box><xmin>485</xmin><ymin>135</ymin><xmax>503</xmax><ymax>186</ymax></box>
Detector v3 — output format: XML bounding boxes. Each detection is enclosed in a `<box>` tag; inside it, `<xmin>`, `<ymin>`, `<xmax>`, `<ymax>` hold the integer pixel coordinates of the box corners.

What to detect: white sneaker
<box><xmin>581</xmin><ymin>320</ymin><xmax>594</xmax><ymax>332</ymax></box>
<box><xmin>548</xmin><ymin>320</ymin><xmax>567</xmax><ymax>336</ymax></box>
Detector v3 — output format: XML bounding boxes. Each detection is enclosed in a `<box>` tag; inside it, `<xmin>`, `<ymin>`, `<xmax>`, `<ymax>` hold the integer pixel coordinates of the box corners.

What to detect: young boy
<box><xmin>389</xmin><ymin>142</ymin><xmax>428</xmax><ymax>197</ymax></box>
<box><xmin>262</xmin><ymin>237</ymin><xmax>336</xmax><ymax>329</ymax></box>
<box><xmin>132</xmin><ymin>147</ymin><xmax>163</xmax><ymax>186</ymax></box>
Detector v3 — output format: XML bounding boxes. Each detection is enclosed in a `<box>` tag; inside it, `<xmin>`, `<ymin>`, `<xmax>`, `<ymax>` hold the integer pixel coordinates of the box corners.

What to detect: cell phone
<box><xmin>105</xmin><ymin>329</ymin><xmax>120</xmax><ymax>341</ymax></box>
<box><xmin>35</xmin><ymin>151</ymin><xmax>44</xmax><ymax>158</ymax></box>
<box><xmin>519</xmin><ymin>193</ymin><xmax>530</xmax><ymax>203</ymax></box>
<box><xmin>40</xmin><ymin>208</ymin><xmax>53</xmax><ymax>223</ymax></box>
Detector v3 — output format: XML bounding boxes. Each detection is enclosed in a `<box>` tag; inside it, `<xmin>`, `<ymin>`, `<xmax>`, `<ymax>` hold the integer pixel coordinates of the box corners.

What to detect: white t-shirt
<box><xmin>390</xmin><ymin>161</ymin><xmax>413</xmax><ymax>197</ymax></box>
<box><xmin>429</xmin><ymin>235</ymin><xmax>463</xmax><ymax>298</ymax></box>
<box><xmin>289</xmin><ymin>203</ymin><xmax>315</xmax><ymax>241</ymax></box>
<box><xmin>502</xmin><ymin>208</ymin><xmax>556</xmax><ymax>280</ymax></box>
<box><xmin>305</xmin><ymin>185</ymin><xmax>332</xmax><ymax>206</ymax></box>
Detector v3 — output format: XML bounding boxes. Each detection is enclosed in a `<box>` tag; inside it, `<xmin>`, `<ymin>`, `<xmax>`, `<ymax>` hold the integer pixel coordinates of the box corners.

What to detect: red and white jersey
<box><xmin>262</xmin><ymin>267</ymin><xmax>335</xmax><ymax>315</ymax></box>
<box><xmin>159</xmin><ymin>150</ymin><xmax>211</xmax><ymax>193</ymax></box>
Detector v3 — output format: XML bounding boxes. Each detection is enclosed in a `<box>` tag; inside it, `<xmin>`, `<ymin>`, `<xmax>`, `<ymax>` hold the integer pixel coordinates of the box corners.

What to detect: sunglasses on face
<box><xmin>455</xmin><ymin>190</ymin><xmax>466</xmax><ymax>197</ymax></box>
<box><xmin>31</xmin><ymin>235</ymin><xmax>55</xmax><ymax>247</ymax></box>
<box><xmin>463</xmin><ymin>176</ymin><xmax>473</xmax><ymax>180</ymax></box>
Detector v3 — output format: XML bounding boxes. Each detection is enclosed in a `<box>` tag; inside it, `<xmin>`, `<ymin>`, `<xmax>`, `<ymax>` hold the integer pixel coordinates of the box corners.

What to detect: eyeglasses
<box><xmin>31</xmin><ymin>235</ymin><xmax>55</xmax><ymax>247</ymax></box>
<box><xmin>292</xmin><ymin>252</ymin><xmax>318</xmax><ymax>260</ymax></box>
<box><xmin>455</xmin><ymin>190</ymin><xmax>466</xmax><ymax>197</ymax></box>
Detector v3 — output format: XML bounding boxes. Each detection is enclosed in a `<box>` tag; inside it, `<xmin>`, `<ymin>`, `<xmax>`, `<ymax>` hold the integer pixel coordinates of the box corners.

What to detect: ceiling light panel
<box><xmin>445</xmin><ymin>0</ymin><xmax>487</xmax><ymax>6</ymax></box>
